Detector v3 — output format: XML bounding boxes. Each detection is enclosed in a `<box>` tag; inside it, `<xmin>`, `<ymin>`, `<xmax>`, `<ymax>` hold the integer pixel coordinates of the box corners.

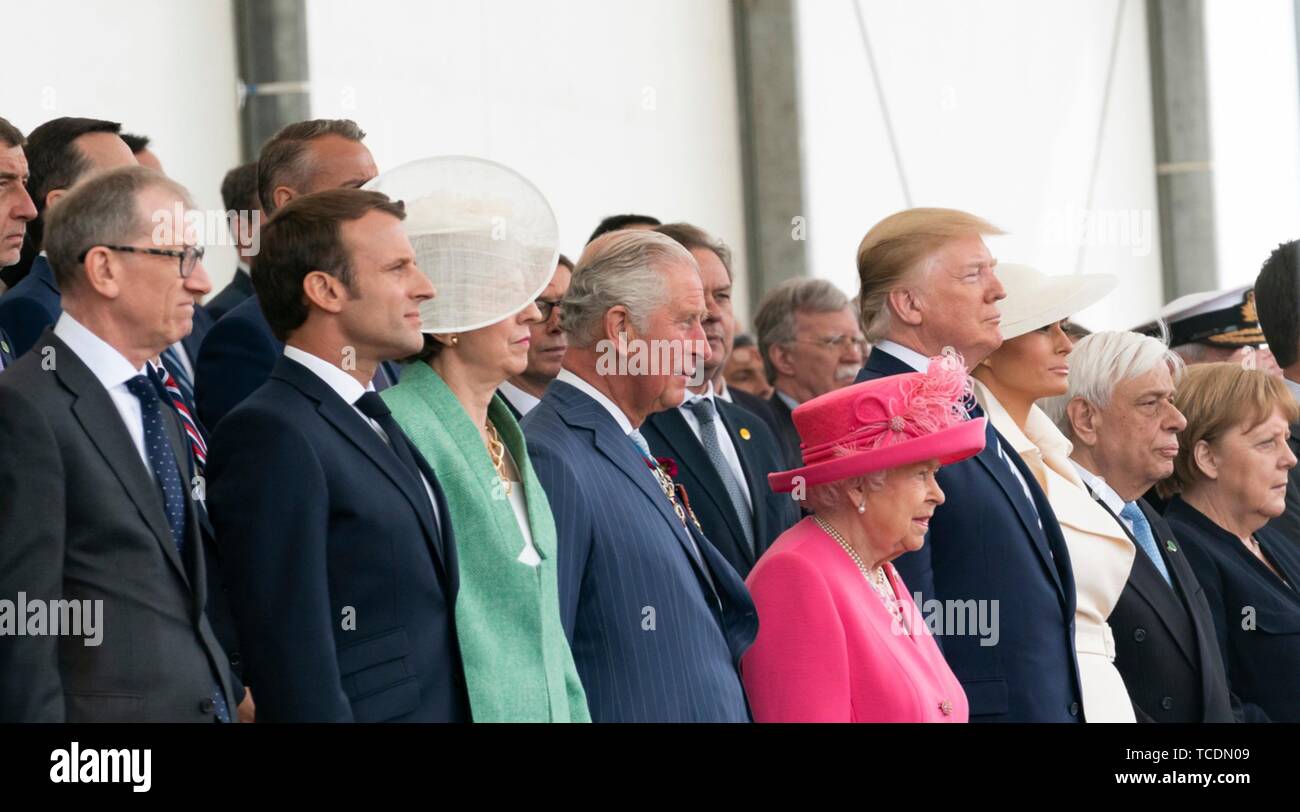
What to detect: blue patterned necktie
<box><xmin>125</xmin><ymin>375</ymin><xmax>231</xmax><ymax>722</ymax></box>
<box><xmin>1120</xmin><ymin>501</ymin><xmax>1172</xmax><ymax>587</ymax></box>
<box><xmin>685</xmin><ymin>397</ymin><xmax>756</xmax><ymax>557</ymax></box>
<box><xmin>159</xmin><ymin>345</ymin><xmax>194</xmax><ymax>409</ymax></box>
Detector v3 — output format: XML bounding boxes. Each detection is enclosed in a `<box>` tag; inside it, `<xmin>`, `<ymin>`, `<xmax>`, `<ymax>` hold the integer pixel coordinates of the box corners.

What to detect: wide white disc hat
<box><xmin>365</xmin><ymin>155</ymin><xmax>559</xmax><ymax>333</ymax></box>
<box><xmin>995</xmin><ymin>263</ymin><xmax>1118</xmax><ymax>340</ymax></box>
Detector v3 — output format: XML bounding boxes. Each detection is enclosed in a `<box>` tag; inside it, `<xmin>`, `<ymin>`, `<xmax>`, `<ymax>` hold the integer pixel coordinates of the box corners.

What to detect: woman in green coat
<box><xmin>382</xmin><ymin>300</ymin><xmax>590</xmax><ymax>722</ymax></box>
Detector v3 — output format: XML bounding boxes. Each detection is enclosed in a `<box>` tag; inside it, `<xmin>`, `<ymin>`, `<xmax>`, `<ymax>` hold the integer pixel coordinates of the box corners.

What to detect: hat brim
<box><xmin>1000</xmin><ymin>274</ymin><xmax>1118</xmax><ymax>341</ymax></box>
<box><xmin>768</xmin><ymin>417</ymin><xmax>987</xmax><ymax>493</ymax></box>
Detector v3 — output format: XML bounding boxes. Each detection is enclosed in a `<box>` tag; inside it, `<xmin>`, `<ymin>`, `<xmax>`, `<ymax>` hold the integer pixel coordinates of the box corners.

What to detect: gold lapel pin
<box><xmin>739</xmin><ymin>428</ymin><xmax>751</xmax><ymax>440</ymax></box>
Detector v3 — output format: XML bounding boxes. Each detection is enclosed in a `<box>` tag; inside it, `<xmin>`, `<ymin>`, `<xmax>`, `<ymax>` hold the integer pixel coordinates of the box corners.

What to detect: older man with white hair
<box><xmin>522</xmin><ymin>229</ymin><xmax>757</xmax><ymax>722</ymax></box>
<box><xmin>1060</xmin><ymin>330</ymin><xmax>1238</xmax><ymax>722</ymax></box>
<box><xmin>855</xmin><ymin>207</ymin><xmax>1083</xmax><ymax>722</ymax></box>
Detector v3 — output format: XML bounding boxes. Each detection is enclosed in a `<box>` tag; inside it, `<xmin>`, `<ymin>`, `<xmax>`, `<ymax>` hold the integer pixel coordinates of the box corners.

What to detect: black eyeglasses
<box><xmin>536</xmin><ymin>298</ymin><xmax>563</xmax><ymax>321</ymax></box>
<box><xmin>77</xmin><ymin>244</ymin><xmax>205</xmax><ymax>278</ymax></box>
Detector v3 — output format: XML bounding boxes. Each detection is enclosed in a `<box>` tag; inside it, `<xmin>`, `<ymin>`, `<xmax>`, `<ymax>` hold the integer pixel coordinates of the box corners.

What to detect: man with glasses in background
<box><xmin>498</xmin><ymin>254</ymin><xmax>572</xmax><ymax>419</ymax></box>
<box><xmin>752</xmin><ymin>278</ymin><xmax>866</xmax><ymax>467</ymax></box>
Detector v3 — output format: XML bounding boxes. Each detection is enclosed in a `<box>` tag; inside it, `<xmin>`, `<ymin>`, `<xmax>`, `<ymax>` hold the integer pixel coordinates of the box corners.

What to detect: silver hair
<box><xmin>753</xmin><ymin>278</ymin><xmax>852</xmax><ymax>383</ymax></box>
<box><xmin>1060</xmin><ymin>330</ymin><xmax>1185</xmax><ymax>433</ymax></box>
<box><xmin>561</xmin><ymin>230</ymin><xmax>697</xmax><ymax>348</ymax></box>
<box><xmin>44</xmin><ymin>165</ymin><xmax>193</xmax><ymax>293</ymax></box>
<box><xmin>805</xmin><ymin>470</ymin><xmax>888</xmax><ymax>513</ymax></box>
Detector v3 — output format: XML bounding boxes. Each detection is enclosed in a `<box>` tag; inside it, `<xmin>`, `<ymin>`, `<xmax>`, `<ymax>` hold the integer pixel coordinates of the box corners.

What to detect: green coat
<box><xmin>382</xmin><ymin>363</ymin><xmax>589</xmax><ymax>722</ymax></box>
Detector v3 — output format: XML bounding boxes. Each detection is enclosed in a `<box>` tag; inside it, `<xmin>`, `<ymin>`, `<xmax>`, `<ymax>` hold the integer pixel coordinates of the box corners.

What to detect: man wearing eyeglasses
<box><xmin>752</xmin><ymin>278</ymin><xmax>867</xmax><ymax>468</ymax></box>
<box><xmin>0</xmin><ymin>165</ymin><xmax>241</xmax><ymax>722</ymax></box>
<box><xmin>498</xmin><ymin>254</ymin><xmax>572</xmax><ymax>419</ymax></box>
<box><xmin>0</xmin><ymin>117</ymin><xmax>137</xmax><ymax>359</ymax></box>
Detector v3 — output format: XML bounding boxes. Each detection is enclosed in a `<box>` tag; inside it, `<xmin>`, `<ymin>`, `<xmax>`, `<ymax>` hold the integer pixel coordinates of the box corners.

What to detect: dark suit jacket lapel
<box><xmin>972</xmin><ymin>422</ymin><xmax>1066</xmax><ymax>599</ymax></box>
<box><xmin>858</xmin><ymin>347</ymin><xmax>914</xmax><ymax>381</ymax></box>
<box><xmin>717</xmin><ymin>401</ymin><xmax>767</xmax><ymax>561</ymax></box>
<box><xmin>275</xmin><ymin>357</ymin><xmax>443</xmax><ymax>567</ymax></box>
<box><xmin>551</xmin><ymin>381</ymin><xmax>720</xmax><ymax>591</ymax></box>
<box><xmin>53</xmin><ymin>333</ymin><xmax>191</xmax><ymax>589</ymax></box>
<box><xmin>652</xmin><ymin>408</ymin><xmax>742</xmax><ymax>548</ymax></box>
<box><xmin>408</xmin><ymin>442</ymin><xmax>454</xmax><ymax>591</ymax></box>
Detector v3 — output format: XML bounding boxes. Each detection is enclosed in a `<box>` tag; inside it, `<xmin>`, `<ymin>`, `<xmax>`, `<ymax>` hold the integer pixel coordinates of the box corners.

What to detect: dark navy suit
<box><xmin>858</xmin><ymin>347</ymin><xmax>1083</xmax><ymax>721</ymax></box>
<box><xmin>765</xmin><ymin>391</ymin><xmax>803</xmax><ymax>469</ymax></box>
<box><xmin>206</xmin><ymin>355</ymin><xmax>467</xmax><ymax>722</ymax></box>
<box><xmin>1166</xmin><ymin>496</ymin><xmax>1300</xmax><ymax>721</ymax></box>
<box><xmin>642</xmin><ymin>397</ymin><xmax>799</xmax><ymax>577</ymax></box>
<box><xmin>195</xmin><ymin>295</ymin><xmax>398</xmax><ymax>431</ymax></box>
<box><xmin>1089</xmin><ymin>494</ymin><xmax>1237</xmax><ymax>722</ymax></box>
<box><xmin>522</xmin><ymin>379</ymin><xmax>757</xmax><ymax>722</ymax></box>
<box><xmin>0</xmin><ymin>255</ymin><xmax>60</xmax><ymax>359</ymax></box>
<box><xmin>205</xmin><ymin>267</ymin><xmax>254</xmax><ymax>321</ymax></box>
<box><xmin>0</xmin><ymin>327</ymin><xmax>13</xmax><ymax>370</ymax></box>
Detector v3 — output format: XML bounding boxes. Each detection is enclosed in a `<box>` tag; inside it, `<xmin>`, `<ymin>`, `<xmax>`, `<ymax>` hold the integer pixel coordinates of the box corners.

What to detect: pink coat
<box><xmin>742</xmin><ymin>517</ymin><xmax>968</xmax><ymax>722</ymax></box>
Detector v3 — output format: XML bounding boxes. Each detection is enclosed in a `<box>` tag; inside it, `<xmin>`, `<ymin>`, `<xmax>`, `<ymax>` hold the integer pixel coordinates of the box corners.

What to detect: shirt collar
<box><xmin>713</xmin><ymin>379</ymin><xmax>733</xmax><ymax>403</ymax></box>
<box><xmin>236</xmin><ymin>260</ymin><xmax>251</xmax><ymax>275</ymax></box>
<box><xmin>1284</xmin><ymin>375</ymin><xmax>1300</xmax><ymax>407</ymax></box>
<box><xmin>556</xmin><ymin>367</ymin><xmax>636</xmax><ymax>435</ymax></box>
<box><xmin>284</xmin><ymin>344</ymin><xmax>373</xmax><ymax>405</ymax></box>
<box><xmin>1070</xmin><ymin>459</ymin><xmax>1126</xmax><ymax>515</ymax></box>
<box><xmin>774</xmin><ymin>389</ymin><xmax>801</xmax><ymax>412</ymax></box>
<box><xmin>53</xmin><ymin>312</ymin><xmax>148</xmax><ymax>391</ymax></box>
<box><xmin>874</xmin><ymin>339</ymin><xmax>932</xmax><ymax>373</ymax></box>
<box><xmin>499</xmin><ymin>380</ymin><xmax>541</xmax><ymax>416</ymax></box>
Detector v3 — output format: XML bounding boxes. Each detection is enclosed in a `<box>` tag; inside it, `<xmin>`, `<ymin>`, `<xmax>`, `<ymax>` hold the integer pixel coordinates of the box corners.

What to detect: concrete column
<box><xmin>233</xmin><ymin>0</ymin><xmax>311</xmax><ymax>161</ymax></box>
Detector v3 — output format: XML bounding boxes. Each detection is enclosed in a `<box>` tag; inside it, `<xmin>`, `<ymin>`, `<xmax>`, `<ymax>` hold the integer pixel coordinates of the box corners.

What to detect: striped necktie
<box><xmin>150</xmin><ymin>362</ymin><xmax>207</xmax><ymax>470</ymax></box>
<box><xmin>160</xmin><ymin>345</ymin><xmax>195</xmax><ymax>407</ymax></box>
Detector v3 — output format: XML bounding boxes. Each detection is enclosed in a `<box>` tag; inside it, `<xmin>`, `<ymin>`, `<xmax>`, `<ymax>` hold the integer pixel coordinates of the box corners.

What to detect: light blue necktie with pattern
<box><xmin>1121</xmin><ymin>501</ymin><xmax>1172</xmax><ymax>587</ymax></box>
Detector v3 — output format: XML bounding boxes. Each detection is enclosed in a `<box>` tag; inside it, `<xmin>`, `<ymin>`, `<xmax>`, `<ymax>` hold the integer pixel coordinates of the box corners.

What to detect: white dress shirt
<box><xmin>679</xmin><ymin>383</ymin><xmax>752</xmax><ymax>510</ymax></box>
<box><xmin>1070</xmin><ymin>459</ymin><xmax>1134</xmax><ymax>535</ymax></box>
<box><xmin>284</xmin><ymin>345</ymin><xmax>441</xmax><ymax>529</ymax></box>
<box><xmin>54</xmin><ymin>312</ymin><xmax>154</xmax><ymax>474</ymax></box>
<box><xmin>499</xmin><ymin>379</ymin><xmax>541</xmax><ymax>417</ymax></box>
<box><xmin>713</xmin><ymin>380</ymin><xmax>734</xmax><ymax>404</ymax></box>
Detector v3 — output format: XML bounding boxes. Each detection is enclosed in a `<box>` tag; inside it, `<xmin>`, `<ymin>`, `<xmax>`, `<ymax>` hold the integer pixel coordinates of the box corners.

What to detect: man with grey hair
<box><xmin>0</xmin><ymin>165</ymin><xmax>240</xmax><ymax>721</ymax></box>
<box><xmin>753</xmin><ymin>277</ymin><xmax>866</xmax><ymax>468</ymax></box>
<box><xmin>194</xmin><ymin>118</ymin><xmax>388</xmax><ymax>431</ymax></box>
<box><xmin>1060</xmin><ymin>330</ymin><xmax>1238</xmax><ymax>722</ymax></box>
<box><xmin>522</xmin><ymin>229</ymin><xmax>757</xmax><ymax>722</ymax></box>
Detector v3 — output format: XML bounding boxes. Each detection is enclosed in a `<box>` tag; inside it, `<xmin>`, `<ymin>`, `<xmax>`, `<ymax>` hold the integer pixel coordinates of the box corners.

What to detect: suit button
<box><xmin>1161</xmin><ymin>696</ymin><xmax>1173</xmax><ymax>711</ymax></box>
<box><xmin>229</xmin><ymin>652</ymin><xmax>241</xmax><ymax>667</ymax></box>
<box><xmin>1069</xmin><ymin>702</ymin><xmax>1079</xmax><ymax>716</ymax></box>
<box><xmin>199</xmin><ymin>698</ymin><xmax>215</xmax><ymax>714</ymax></box>
<box><xmin>1134</xmin><ymin>628</ymin><xmax>1147</xmax><ymax>642</ymax></box>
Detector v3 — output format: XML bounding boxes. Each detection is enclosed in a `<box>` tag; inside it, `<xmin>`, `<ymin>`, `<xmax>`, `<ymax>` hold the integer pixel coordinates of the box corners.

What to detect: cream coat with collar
<box><xmin>973</xmin><ymin>380</ymin><xmax>1137</xmax><ymax>722</ymax></box>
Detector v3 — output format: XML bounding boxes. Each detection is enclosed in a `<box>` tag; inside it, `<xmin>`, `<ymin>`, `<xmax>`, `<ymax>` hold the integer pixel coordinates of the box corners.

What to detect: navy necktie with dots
<box><xmin>125</xmin><ymin>375</ymin><xmax>231</xmax><ymax>722</ymax></box>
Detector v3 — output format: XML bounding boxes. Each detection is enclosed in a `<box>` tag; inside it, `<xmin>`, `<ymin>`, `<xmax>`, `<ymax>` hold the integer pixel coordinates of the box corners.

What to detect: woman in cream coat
<box><xmin>972</xmin><ymin>264</ymin><xmax>1136</xmax><ymax>722</ymax></box>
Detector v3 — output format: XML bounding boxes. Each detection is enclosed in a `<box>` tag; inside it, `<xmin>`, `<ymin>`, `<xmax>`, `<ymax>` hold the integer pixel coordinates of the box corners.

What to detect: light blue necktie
<box><xmin>1121</xmin><ymin>501</ymin><xmax>1172</xmax><ymax>587</ymax></box>
<box><xmin>686</xmin><ymin>397</ymin><xmax>756</xmax><ymax>557</ymax></box>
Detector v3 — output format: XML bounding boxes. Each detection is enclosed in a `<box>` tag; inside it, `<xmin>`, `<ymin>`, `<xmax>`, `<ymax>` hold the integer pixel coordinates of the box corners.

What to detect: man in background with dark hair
<box><xmin>121</xmin><ymin>132</ymin><xmax>164</xmax><ymax>173</ymax></box>
<box><xmin>205</xmin><ymin>161</ymin><xmax>260</xmax><ymax>320</ymax></box>
<box><xmin>1254</xmin><ymin>239</ymin><xmax>1300</xmax><ymax>541</ymax></box>
<box><xmin>0</xmin><ymin>117</ymin><xmax>37</xmax><ymax>367</ymax></box>
<box><xmin>207</xmin><ymin>188</ymin><xmax>467</xmax><ymax>721</ymax></box>
<box><xmin>586</xmin><ymin>212</ymin><xmax>660</xmax><ymax>244</ymax></box>
<box><xmin>194</xmin><ymin>118</ymin><xmax>390</xmax><ymax>431</ymax></box>
<box><xmin>0</xmin><ymin>117</ymin><xmax>136</xmax><ymax>356</ymax></box>
<box><xmin>498</xmin><ymin>253</ymin><xmax>572</xmax><ymax>418</ymax></box>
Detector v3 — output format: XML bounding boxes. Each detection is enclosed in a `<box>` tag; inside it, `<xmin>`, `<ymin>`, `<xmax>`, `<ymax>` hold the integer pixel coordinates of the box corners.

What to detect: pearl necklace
<box><xmin>814</xmin><ymin>515</ymin><xmax>909</xmax><ymax>635</ymax></box>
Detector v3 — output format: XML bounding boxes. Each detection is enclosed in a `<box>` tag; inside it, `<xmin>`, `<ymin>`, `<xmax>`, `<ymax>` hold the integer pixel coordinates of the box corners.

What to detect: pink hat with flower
<box><xmin>768</xmin><ymin>351</ymin><xmax>987</xmax><ymax>493</ymax></box>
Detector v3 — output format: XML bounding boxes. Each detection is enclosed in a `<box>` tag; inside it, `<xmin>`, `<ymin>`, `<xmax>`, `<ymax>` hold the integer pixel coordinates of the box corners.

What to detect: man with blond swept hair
<box><xmin>854</xmin><ymin>208</ymin><xmax>1084</xmax><ymax>722</ymax></box>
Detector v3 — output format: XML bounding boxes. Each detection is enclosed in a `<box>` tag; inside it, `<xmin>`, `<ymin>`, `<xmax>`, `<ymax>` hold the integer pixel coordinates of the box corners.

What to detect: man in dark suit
<box><xmin>0</xmin><ymin>165</ymin><xmax>238</xmax><ymax>722</ymax></box>
<box><xmin>206</xmin><ymin>161</ymin><xmax>260</xmax><ymax>321</ymax></box>
<box><xmin>0</xmin><ymin>328</ymin><xmax>13</xmax><ymax>371</ymax></box>
<box><xmin>643</xmin><ymin>223</ymin><xmax>799</xmax><ymax>577</ymax></box>
<box><xmin>723</xmin><ymin>333</ymin><xmax>779</xmax><ymax>424</ymax></box>
<box><xmin>1061</xmin><ymin>330</ymin><xmax>1236</xmax><ymax>721</ymax></box>
<box><xmin>0</xmin><ymin>118</ymin><xmax>137</xmax><ymax>356</ymax></box>
<box><xmin>752</xmin><ymin>278</ymin><xmax>866</xmax><ymax>468</ymax></box>
<box><xmin>524</xmin><ymin>229</ymin><xmax>757</xmax><ymax>722</ymax></box>
<box><xmin>1254</xmin><ymin>240</ymin><xmax>1300</xmax><ymax>543</ymax></box>
<box><xmin>207</xmin><ymin>188</ymin><xmax>467</xmax><ymax>722</ymax></box>
<box><xmin>195</xmin><ymin>119</ymin><xmax>385</xmax><ymax>430</ymax></box>
<box><xmin>0</xmin><ymin>117</ymin><xmax>37</xmax><ymax>301</ymax></box>
<box><xmin>498</xmin><ymin>254</ymin><xmax>572</xmax><ymax>419</ymax></box>
<box><xmin>854</xmin><ymin>208</ymin><xmax>1083</xmax><ymax>722</ymax></box>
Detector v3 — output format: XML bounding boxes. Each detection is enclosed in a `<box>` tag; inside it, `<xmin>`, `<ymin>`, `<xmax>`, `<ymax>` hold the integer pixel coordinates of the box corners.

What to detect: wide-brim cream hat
<box><xmin>364</xmin><ymin>156</ymin><xmax>559</xmax><ymax>333</ymax></box>
<box><xmin>996</xmin><ymin>263</ymin><xmax>1118</xmax><ymax>340</ymax></box>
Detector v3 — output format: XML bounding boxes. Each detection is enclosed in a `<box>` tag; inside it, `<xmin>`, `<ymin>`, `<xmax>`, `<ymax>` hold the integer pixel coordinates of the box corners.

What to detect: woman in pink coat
<box><xmin>743</xmin><ymin>352</ymin><xmax>985</xmax><ymax>722</ymax></box>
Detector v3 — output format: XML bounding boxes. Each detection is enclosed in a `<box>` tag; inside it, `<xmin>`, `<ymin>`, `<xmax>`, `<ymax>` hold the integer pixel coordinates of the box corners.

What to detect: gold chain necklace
<box><xmin>486</xmin><ymin>421</ymin><xmax>512</xmax><ymax>496</ymax></box>
<box><xmin>813</xmin><ymin>515</ymin><xmax>909</xmax><ymax>635</ymax></box>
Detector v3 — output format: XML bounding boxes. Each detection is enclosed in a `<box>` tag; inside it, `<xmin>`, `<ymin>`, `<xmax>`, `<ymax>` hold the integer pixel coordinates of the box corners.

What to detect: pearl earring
<box><xmin>857</xmin><ymin>503</ymin><xmax>866</xmax><ymax>514</ymax></box>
